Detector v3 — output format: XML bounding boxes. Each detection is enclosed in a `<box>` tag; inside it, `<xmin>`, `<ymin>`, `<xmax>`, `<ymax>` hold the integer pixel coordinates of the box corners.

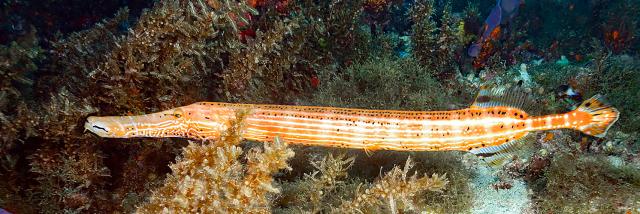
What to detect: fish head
<box><xmin>85</xmin><ymin>116</ymin><xmax>121</xmax><ymax>138</ymax></box>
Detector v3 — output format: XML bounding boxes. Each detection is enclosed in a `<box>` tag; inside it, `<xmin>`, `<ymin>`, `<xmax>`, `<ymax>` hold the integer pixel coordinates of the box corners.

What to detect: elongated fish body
<box><xmin>85</xmin><ymin>88</ymin><xmax>619</xmax><ymax>154</ymax></box>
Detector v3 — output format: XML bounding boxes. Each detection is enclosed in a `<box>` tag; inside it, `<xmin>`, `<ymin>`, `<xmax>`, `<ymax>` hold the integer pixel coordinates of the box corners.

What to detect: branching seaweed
<box><xmin>136</xmin><ymin>130</ymin><xmax>295</xmax><ymax>213</ymax></box>
<box><xmin>275</xmin><ymin>153</ymin><xmax>449</xmax><ymax>213</ymax></box>
<box><xmin>335</xmin><ymin>157</ymin><xmax>448</xmax><ymax>213</ymax></box>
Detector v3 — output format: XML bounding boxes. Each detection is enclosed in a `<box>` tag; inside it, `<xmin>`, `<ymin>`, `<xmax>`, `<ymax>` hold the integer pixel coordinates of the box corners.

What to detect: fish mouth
<box><xmin>85</xmin><ymin>116</ymin><xmax>112</xmax><ymax>137</ymax></box>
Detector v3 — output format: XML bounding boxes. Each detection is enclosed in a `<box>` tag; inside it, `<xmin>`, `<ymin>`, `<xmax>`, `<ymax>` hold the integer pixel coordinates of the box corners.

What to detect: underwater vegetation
<box><xmin>0</xmin><ymin>0</ymin><xmax>639</xmax><ymax>213</ymax></box>
<box><xmin>410</xmin><ymin>0</ymin><xmax>473</xmax><ymax>83</ymax></box>
<box><xmin>305</xmin><ymin>55</ymin><xmax>469</xmax><ymax>110</ymax></box>
<box><xmin>136</xmin><ymin>114</ymin><xmax>297</xmax><ymax>213</ymax></box>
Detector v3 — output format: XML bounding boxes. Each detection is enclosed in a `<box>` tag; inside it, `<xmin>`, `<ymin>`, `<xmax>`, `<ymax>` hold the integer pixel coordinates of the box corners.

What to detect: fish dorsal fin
<box><xmin>470</xmin><ymin>84</ymin><xmax>529</xmax><ymax>109</ymax></box>
<box><xmin>470</xmin><ymin>133</ymin><xmax>532</xmax><ymax>168</ymax></box>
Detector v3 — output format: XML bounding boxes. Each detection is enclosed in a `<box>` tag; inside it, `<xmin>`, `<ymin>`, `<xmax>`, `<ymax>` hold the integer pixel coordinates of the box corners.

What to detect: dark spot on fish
<box><xmin>93</xmin><ymin>125</ymin><xmax>108</xmax><ymax>132</ymax></box>
<box><xmin>477</xmin><ymin>96</ymin><xmax>491</xmax><ymax>102</ymax></box>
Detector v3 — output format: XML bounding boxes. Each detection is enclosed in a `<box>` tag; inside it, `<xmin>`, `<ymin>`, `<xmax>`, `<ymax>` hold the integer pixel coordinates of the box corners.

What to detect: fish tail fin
<box><xmin>574</xmin><ymin>94</ymin><xmax>620</xmax><ymax>138</ymax></box>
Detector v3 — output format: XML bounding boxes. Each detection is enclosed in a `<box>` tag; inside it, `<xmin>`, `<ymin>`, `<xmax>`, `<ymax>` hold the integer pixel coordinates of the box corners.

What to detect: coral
<box><xmin>136</xmin><ymin>136</ymin><xmax>295</xmax><ymax>213</ymax></box>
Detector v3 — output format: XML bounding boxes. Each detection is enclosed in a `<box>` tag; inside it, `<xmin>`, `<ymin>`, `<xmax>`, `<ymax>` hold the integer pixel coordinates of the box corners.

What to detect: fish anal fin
<box><xmin>470</xmin><ymin>133</ymin><xmax>532</xmax><ymax>168</ymax></box>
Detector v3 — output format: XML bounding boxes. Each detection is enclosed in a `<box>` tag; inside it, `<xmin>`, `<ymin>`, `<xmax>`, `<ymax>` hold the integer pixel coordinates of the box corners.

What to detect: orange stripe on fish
<box><xmin>85</xmin><ymin>87</ymin><xmax>619</xmax><ymax>156</ymax></box>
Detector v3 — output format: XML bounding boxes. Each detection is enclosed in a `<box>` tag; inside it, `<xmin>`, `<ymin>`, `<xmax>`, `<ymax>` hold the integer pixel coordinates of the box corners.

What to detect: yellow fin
<box><xmin>574</xmin><ymin>94</ymin><xmax>620</xmax><ymax>138</ymax></box>
<box><xmin>470</xmin><ymin>134</ymin><xmax>532</xmax><ymax>168</ymax></box>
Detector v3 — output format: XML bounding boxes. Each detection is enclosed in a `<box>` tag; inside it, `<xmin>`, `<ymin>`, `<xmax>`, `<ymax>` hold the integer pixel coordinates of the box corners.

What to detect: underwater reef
<box><xmin>0</xmin><ymin>0</ymin><xmax>639</xmax><ymax>213</ymax></box>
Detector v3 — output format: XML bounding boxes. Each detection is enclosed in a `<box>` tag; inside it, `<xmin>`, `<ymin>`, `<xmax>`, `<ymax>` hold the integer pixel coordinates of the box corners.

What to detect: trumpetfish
<box><xmin>85</xmin><ymin>87</ymin><xmax>619</xmax><ymax>160</ymax></box>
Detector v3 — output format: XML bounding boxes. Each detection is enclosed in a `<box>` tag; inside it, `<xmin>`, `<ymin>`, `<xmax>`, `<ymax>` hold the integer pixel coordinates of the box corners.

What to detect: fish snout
<box><xmin>85</xmin><ymin>116</ymin><xmax>114</xmax><ymax>137</ymax></box>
